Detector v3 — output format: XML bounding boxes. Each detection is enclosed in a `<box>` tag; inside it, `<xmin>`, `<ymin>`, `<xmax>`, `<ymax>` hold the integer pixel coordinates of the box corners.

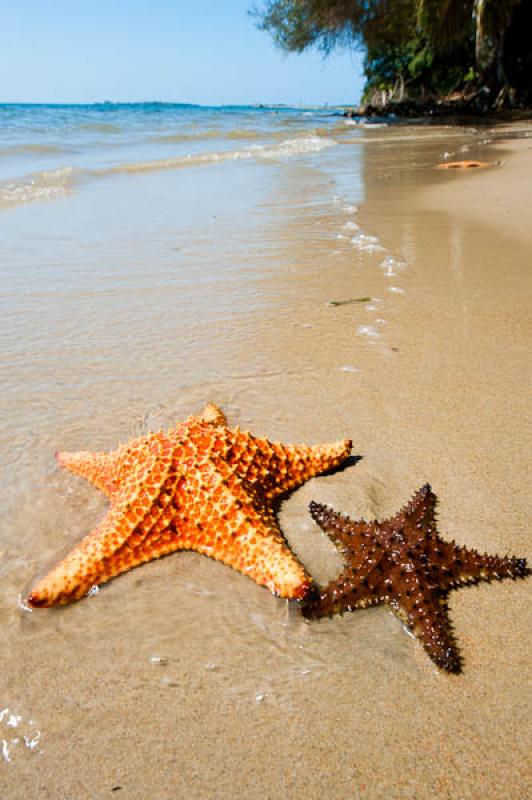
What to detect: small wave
<box><xmin>155</xmin><ymin>128</ymin><xmax>263</xmax><ymax>144</ymax></box>
<box><xmin>0</xmin><ymin>135</ymin><xmax>336</xmax><ymax>209</ymax></box>
<box><xmin>0</xmin><ymin>167</ymin><xmax>77</xmax><ymax>209</ymax></box>
<box><xmin>99</xmin><ymin>135</ymin><xmax>336</xmax><ymax>177</ymax></box>
<box><xmin>0</xmin><ymin>143</ymin><xmax>68</xmax><ymax>157</ymax></box>
<box><xmin>78</xmin><ymin>122</ymin><xmax>122</xmax><ymax>133</ymax></box>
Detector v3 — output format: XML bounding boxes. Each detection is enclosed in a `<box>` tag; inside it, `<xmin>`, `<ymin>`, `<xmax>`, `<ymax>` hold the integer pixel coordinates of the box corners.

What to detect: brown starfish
<box><xmin>28</xmin><ymin>404</ymin><xmax>352</xmax><ymax>607</ymax></box>
<box><xmin>302</xmin><ymin>485</ymin><xmax>528</xmax><ymax>672</ymax></box>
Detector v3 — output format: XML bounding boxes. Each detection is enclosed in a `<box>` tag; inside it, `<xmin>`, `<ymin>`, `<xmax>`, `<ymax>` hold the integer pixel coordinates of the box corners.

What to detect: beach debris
<box><xmin>436</xmin><ymin>160</ymin><xmax>498</xmax><ymax>170</ymax></box>
<box><xmin>27</xmin><ymin>403</ymin><xmax>352</xmax><ymax>607</ymax></box>
<box><xmin>327</xmin><ymin>297</ymin><xmax>371</xmax><ymax>307</ymax></box>
<box><xmin>149</xmin><ymin>656</ymin><xmax>168</xmax><ymax>666</ymax></box>
<box><xmin>302</xmin><ymin>485</ymin><xmax>529</xmax><ymax>673</ymax></box>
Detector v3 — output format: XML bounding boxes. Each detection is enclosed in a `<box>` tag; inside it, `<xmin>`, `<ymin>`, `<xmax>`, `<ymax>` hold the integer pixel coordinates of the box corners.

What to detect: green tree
<box><xmin>418</xmin><ymin>0</ymin><xmax>522</xmax><ymax>100</ymax></box>
<box><xmin>253</xmin><ymin>0</ymin><xmax>529</xmax><ymax>106</ymax></box>
<box><xmin>253</xmin><ymin>0</ymin><xmax>414</xmax><ymax>55</ymax></box>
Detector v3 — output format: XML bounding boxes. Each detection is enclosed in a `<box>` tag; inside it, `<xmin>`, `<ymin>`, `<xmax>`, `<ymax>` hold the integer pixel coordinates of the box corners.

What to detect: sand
<box><xmin>1</xmin><ymin>125</ymin><xmax>531</xmax><ymax>799</ymax></box>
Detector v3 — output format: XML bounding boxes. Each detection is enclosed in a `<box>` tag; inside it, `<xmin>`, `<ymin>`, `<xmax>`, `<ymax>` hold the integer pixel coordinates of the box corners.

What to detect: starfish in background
<box><xmin>302</xmin><ymin>485</ymin><xmax>528</xmax><ymax>672</ymax></box>
<box><xmin>28</xmin><ymin>404</ymin><xmax>352</xmax><ymax>607</ymax></box>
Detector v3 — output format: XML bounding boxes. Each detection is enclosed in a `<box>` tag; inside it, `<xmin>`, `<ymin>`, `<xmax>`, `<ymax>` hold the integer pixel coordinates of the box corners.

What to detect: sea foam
<box><xmin>0</xmin><ymin>167</ymin><xmax>76</xmax><ymax>209</ymax></box>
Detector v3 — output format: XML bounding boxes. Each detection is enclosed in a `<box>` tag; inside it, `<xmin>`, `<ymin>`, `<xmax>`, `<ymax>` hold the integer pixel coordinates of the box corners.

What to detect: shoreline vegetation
<box><xmin>254</xmin><ymin>1</ymin><xmax>532</xmax><ymax>116</ymax></box>
<box><xmin>343</xmin><ymin>97</ymin><xmax>532</xmax><ymax>122</ymax></box>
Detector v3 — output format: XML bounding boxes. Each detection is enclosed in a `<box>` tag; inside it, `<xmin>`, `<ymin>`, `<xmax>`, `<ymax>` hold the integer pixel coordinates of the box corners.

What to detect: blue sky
<box><xmin>0</xmin><ymin>0</ymin><xmax>364</xmax><ymax>105</ymax></box>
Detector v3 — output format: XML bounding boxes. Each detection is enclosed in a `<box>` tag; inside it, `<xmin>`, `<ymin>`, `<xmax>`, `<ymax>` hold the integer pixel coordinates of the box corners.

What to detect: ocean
<box><xmin>0</xmin><ymin>102</ymin><xmax>349</xmax><ymax>207</ymax></box>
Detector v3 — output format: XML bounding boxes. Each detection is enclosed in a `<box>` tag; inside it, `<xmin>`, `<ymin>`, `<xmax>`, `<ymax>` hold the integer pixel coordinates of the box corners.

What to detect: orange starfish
<box><xmin>28</xmin><ymin>404</ymin><xmax>352</xmax><ymax>607</ymax></box>
<box><xmin>436</xmin><ymin>160</ymin><xmax>497</xmax><ymax>170</ymax></box>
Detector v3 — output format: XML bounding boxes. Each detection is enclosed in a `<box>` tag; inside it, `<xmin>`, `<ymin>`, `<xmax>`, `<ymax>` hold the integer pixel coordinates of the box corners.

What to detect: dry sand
<box><xmin>2</xmin><ymin>126</ymin><xmax>531</xmax><ymax>799</ymax></box>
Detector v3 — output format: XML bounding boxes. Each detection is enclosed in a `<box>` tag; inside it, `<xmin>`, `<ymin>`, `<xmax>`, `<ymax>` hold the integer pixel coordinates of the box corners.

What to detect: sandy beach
<box><xmin>1</xmin><ymin>119</ymin><xmax>531</xmax><ymax>799</ymax></box>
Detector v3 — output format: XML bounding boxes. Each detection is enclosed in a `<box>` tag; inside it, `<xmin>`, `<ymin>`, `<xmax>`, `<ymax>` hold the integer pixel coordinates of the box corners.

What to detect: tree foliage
<box><xmin>254</xmin><ymin>1</ymin><xmax>415</xmax><ymax>54</ymax></box>
<box><xmin>253</xmin><ymin>0</ymin><xmax>531</xmax><ymax>106</ymax></box>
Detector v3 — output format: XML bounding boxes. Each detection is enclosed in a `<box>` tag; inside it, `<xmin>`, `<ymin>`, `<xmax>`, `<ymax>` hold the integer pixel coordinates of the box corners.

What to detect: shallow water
<box><xmin>1</xmin><ymin>106</ymin><xmax>530</xmax><ymax>797</ymax></box>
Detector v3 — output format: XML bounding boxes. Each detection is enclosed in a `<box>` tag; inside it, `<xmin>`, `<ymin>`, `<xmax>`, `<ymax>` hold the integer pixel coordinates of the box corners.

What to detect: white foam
<box><xmin>380</xmin><ymin>255</ymin><xmax>407</xmax><ymax>276</ymax></box>
<box><xmin>342</xmin><ymin>220</ymin><xmax>360</xmax><ymax>231</ymax></box>
<box><xmin>0</xmin><ymin>707</ymin><xmax>41</xmax><ymax>762</ymax></box>
<box><xmin>357</xmin><ymin>325</ymin><xmax>381</xmax><ymax>339</ymax></box>
<box><xmin>351</xmin><ymin>233</ymin><xmax>385</xmax><ymax>253</ymax></box>
<box><xmin>0</xmin><ymin>167</ymin><xmax>75</xmax><ymax>209</ymax></box>
<box><xmin>339</xmin><ymin>365</ymin><xmax>360</xmax><ymax>373</ymax></box>
<box><xmin>103</xmin><ymin>135</ymin><xmax>337</xmax><ymax>177</ymax></box>
<box><xmin>150</xmin><ymin>656</ymin><xmax>168</xmax><ymax>665</ymax></box>
<box><xmin>388</xmin><ymin>286</ymin><xmax>405</xmax><ymax>294</ymax></box>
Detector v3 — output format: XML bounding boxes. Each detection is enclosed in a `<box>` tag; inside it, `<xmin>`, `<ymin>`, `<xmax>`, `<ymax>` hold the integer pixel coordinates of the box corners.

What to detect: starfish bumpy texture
<box><xmin>303</xmin><ymin>485</ymin><xmax>528</xmax><ymax>672</ymax></box>
<box><xmin>28</xmin><ymin>404</ymin><xmax>352</xmax><ymax>607</ymax></box>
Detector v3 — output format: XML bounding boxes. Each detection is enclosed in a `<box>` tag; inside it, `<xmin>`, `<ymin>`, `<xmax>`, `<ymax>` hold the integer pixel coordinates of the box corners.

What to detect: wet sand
<box><xmin>1</xmin><ymin>125</ymin><xmax>531</xmax><ymax>798</ymax></box>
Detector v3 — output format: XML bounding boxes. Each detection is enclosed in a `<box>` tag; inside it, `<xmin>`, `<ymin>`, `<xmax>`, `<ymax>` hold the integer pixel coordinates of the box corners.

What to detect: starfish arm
<box><xmin>302</xmin><ymin>567</ymin><xmax>378</xmax><ymax>618</ymax></box>
<box><xmin>232</xmin><ymin>434</ymin><xmax>352</xmax><ymax>500</ymax></box>
<box><xmin>176</xmin><ymin>470</ymin><xmax>311</xmax><ymax>599</ymax></box>
<box><xmin>56</xmin><ymin>448</ymin><xmax>120</xmax><ymax>498</ymax></box>
<box><xmin>309</xmin><ymin>501</ymin><xmax>375</xmax><ymax>552</ymax></box>
<box><xmin>395</xmin><ymin>483</ymin><xmax>438</xmax><ymax>532</ymax></box>
<box><xmin>428</xmin><ymin>539</ymin><xmax>529</xmax><ymax>590</ymax></box>
<box><xmin>196</xmin><ymin>403</ymin><xmax>227</xmax><ymax>427</ymax></box>
<box><xmin>389</xmin><ymin>567</ymin><xmax>461</xmax><ymax>673</ymax></box>
<box><xmin>28</xmin><ymin>434</ymin><xmax>175</xmax><ymax>606</ymax></box>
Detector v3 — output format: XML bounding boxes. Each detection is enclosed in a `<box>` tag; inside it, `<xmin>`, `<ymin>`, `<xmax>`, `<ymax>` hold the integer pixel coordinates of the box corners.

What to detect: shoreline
<box><xmin>343</xmin><ymin>102</ymin><xmax>532</xmax><ymax>125</ymax></box>
<box><xmin>423</xmin><ymin>135</ymin><xmax>532</xmax><ymax>246</ymax></box>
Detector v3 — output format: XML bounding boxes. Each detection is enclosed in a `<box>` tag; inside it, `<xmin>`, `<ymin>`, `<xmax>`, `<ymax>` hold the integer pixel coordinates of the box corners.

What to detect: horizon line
<box><xmin>0</xmin><ymin>100</ymin><xmax>353</xmax><ymax>109</ymax></box>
